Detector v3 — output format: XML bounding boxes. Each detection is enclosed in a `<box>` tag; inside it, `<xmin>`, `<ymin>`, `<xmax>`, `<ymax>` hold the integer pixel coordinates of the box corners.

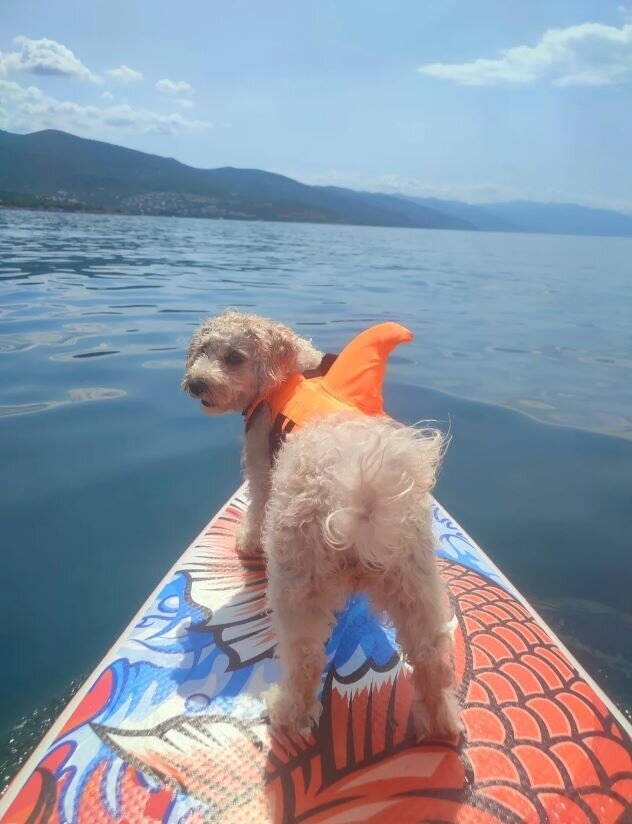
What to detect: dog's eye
<box><xmin>224</xmin><ymin>350</ymin><xmax>245</xmax><ymax>366</ymax></box>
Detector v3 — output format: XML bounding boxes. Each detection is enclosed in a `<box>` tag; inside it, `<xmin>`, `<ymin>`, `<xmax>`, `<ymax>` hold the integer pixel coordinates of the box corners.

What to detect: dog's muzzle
<box><xmin>187</xmin><ymin>377</ymin><xmax>207</xmax><ymax>397</ymax></box>
<box><xmin>184</xmin><ymin>377</ymin><xmax>215</xmax><ymax>407</ymax></box>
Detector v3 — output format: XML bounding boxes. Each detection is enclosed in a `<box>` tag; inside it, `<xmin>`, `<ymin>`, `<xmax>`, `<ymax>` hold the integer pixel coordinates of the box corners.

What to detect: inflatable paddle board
<box><xmin>1</xmin><ymin>486</ymin><xmax>630</xmax><ymax>823</ymax></box>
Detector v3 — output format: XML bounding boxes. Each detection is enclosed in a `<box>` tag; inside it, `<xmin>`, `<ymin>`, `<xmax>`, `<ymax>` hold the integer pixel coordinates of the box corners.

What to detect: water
<box><xmin>1</xmin><ymin>210</ymin><xmax>631</xmax><ymax>787</ymax></box>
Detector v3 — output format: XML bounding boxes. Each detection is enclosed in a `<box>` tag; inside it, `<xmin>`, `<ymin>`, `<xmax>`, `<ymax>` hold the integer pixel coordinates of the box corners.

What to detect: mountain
<box><xmin>478</xmin><ymin>201</ymin><xmax>632</xmax><ymax>238</ymax></box>
<box><xmin>399</xmin><ymin>196</ymin><xmax>632</xmax><ymax>238</ymax></box>
<box><xmin>0</xmin><ymin>129</ymin><xmax>471</xmax><ymax>230</ymax></box>
<box><xmin>396</xmin><ymin>196</ymin><xmax>514</xmax><ymax>232</ymax></box>
<box><xmin>1</xmin><ymin>129</ymin><xmax>630</xmax><ymax>237</ymax></box>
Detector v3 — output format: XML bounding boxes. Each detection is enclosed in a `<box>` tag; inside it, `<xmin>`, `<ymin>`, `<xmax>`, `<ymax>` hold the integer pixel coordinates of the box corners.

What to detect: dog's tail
<box><xmin>322</xmin><ymin>421</ymin><xmax>445</xmax><ymax>569</ymax></box>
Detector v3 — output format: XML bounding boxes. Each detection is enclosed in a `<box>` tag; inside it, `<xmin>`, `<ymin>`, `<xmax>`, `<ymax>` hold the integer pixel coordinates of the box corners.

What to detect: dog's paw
<box><xmin>263</xmin><ymin>685</ymin><xmax>321</xmax><ymax>737</ymax></box>
<box><xmin>236</xmin><ymin>523</ymin><xmax>263</xmax><ymax>556</ymax></box>
<box><xmin>412</xmin><ymin>690</ymin><xmax>464</xmax><ymax>741</ymax></box>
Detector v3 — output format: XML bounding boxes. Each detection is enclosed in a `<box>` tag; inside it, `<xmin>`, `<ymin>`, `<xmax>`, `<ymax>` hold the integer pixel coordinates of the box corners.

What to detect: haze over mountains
<box><xmin>1</xmin><ymin>129</ymin><xmax>631</xmax><ymax>238</ymax></box>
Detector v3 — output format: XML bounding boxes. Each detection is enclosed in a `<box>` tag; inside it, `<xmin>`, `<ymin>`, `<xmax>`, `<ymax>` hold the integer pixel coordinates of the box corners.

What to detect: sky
<box><xmin>1</xmin><ymin>0</ymin><xmax>631</xmax><ymax>210</ymax></box>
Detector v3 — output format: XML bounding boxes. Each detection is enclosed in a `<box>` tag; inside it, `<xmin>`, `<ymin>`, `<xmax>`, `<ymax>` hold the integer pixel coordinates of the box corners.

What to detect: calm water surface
<box><xmin>1</xmin><ymin>210</ymin><xmax>631</xmax><ymax>787</ymax></box>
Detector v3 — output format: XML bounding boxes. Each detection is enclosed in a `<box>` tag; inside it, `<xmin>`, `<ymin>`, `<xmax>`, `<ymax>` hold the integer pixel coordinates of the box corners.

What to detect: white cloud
<box><xmin>0</xmin><ymin>78</ymin><xmax>28</xmax><ymax>99</ymax></box>
<box><xmin>0</xmin><ymin>36</ymin><xmax>101</xmax><ymax>83</ymax></box>
<box><xmin>176</xmin><ymin>98</ymin><xmax>194</xmax><ymax>108</ymax></box>
<box><xmin>105</xmin><ymin>64</ymin><xmax>143</xmax><ymax>83</ymax></box>
<box><xmin>156</xmin><ymin>78</ymin><xmax>193</xmax><ymax>95</ymax></box>
<box><xmin>101</xmin><ymin>90</ymin><xmax>114</xmax><ymax>100</ymax></box>
<box><xmin>0</xmin><ymin>77</ymin><xmax>211</xmax><ymax>135</ymax></box>
<box><xmin>418</xmin><ymin>22</ymin><xmax>632</xmax><ymax>87</ymax></box>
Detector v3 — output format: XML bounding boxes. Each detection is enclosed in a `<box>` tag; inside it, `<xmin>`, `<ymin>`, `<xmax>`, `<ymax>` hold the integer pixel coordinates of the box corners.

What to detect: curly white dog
<box><xmin>183</xmin><ymin>310</ymin><xmax>462</xmax><ymax>740</ymax></box>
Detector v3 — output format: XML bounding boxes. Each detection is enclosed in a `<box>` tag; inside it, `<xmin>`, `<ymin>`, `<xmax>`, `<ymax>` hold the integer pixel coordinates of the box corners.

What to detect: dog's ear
<box><xmin>185</xmin><ymin>327</ymin><xmax>202</xmax><ymax>368</ymax></box>
<box><xmin>257</xmin><ymin>323</ymin><xmax>299</xmax><ymax>388</ymax></box>
<box><xmin>270</xmin><ymin>325</ymin><xmax>298</xmax><ymax>367</ymax></box>
<box><xmin>185</xmin><ymin>321</ymin><xmax>211</xmax><ymax>368</ymax></box>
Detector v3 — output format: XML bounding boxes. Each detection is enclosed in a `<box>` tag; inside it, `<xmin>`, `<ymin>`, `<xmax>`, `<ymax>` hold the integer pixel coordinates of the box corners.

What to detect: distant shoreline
<box><xmin>0</xmin><ymin>200</ymin><xmax>468</xmax><ymax>231</ymax></box>
<box><xmin>5</xmin><ymin>202</ymin><xmax>632</xmax><ymax>241</ymax></box>
<box><xmin>1</xmin><ymin>201</ymin><xmax>114</xmax><ymax>216</ymax></box>
<box><xmin>3</xmin><ymin>128</ymin><xmax>632</xmax><ymax>237</ymax></box>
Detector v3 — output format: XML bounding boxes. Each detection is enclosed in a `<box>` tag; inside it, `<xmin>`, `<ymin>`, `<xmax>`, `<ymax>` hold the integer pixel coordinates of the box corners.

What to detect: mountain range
<box><xmin>1</xmin><ymin>129</ymin><xmax>631</xmax><ymax>238</ymax></box>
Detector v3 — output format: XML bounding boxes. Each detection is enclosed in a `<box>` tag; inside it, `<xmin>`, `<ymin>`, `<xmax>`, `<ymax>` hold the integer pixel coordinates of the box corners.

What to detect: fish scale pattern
<box><xmin>441</xmin><ymin>562</ymin><xmax>631</xmax><ymax>823</ymax></box>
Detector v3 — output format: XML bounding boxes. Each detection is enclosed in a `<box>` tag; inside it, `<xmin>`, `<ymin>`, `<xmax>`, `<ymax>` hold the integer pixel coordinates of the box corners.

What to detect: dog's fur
<box><xmin>183</xmin><ymin>310</ymin><xmax>462</xmax><ymax>740</ymax></box>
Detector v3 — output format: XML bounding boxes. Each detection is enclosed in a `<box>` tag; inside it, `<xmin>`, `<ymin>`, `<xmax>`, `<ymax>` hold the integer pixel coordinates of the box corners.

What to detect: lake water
<box><xmin>1</xmin><ymin>209</ymin><xmax>631</xmax><ymax>788</ymax></box>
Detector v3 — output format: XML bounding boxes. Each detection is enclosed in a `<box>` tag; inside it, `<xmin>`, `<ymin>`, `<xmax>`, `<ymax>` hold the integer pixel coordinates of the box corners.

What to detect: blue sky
<box><xmin>1</xmin><ymin>0</ymin><xmax>631</xmax><ymax>210</ymax></box>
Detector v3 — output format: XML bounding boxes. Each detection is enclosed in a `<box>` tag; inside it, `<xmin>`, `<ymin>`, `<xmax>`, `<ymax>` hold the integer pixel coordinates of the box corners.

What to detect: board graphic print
<box><xmin>1</xmin><ymin>488</ymin><xmax>631</xmax><ymax>823</ymax></box>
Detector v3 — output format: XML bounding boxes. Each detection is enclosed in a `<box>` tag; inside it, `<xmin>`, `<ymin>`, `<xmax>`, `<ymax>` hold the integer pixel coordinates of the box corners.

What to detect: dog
<box><xmin>183</xmin><ymin>310</ymin><xmax>462</xmax><ymax>740</ymax></box>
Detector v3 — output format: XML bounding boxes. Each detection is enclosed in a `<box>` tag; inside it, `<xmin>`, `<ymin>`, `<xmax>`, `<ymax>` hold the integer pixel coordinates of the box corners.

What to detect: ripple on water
<box><xmin>85</xmin><ymin>284</ymin><xmax>160</xmax><ymax>291</ymax></box>
<box><xmin>62</xmin><ymin>323</ymin><xmax>108</xmax><ymax>334</ymax></box>
<box><xmin>491</xmin><ymin>346</ymin><xmax>531</xmax><ymax>355</ymax></box>
<box><xmin>0</xmin><ymin>338</ymin><xmax>37</xmax><ymax>354</ymax></box>
<box><xmin>72</xmin><ymin>349</ymin><xmax>120</xmax><ymax>359</ymax></box>
<box><xmin>0</xmin><ymin>388</ymin><xmax>126</xmax><ymax>418</ymax></box>
<box><xmin>0</xmin><ymin>333</ymin><xmax>81</xmax><ymax>352</ymax></box>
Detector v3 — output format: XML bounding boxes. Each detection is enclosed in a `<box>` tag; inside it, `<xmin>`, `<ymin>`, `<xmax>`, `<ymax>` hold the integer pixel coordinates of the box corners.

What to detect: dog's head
<box><xmin>182</xmin><ymin>310</ymin><xmax>309</xmax><ymax>415</ymax></box>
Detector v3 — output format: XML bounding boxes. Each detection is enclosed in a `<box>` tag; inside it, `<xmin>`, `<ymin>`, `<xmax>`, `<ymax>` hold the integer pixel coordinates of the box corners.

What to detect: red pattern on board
<box><xmin>58</xmin><ymin>667</ymin><xmax>114</xmax><ymax>738</ymax></box>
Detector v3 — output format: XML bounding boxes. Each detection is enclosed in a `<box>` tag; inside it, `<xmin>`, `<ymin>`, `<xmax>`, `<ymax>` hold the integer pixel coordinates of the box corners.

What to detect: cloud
<box><xmin>0</xmin><ymin>36</ymin><xmax>101</xmax><ymax>83</ymax></box>
<box><xmin>295</xmin><ymin>170</ymin><xmax>632</xmax><ymax>213</ymax></box>
<box><xmin>156</xmin><ymin>78</ymin><xmax>193</xmax><ymax>95</ymax></box>
<box><xmin>299</xmin><ymin>170</ymin><xmax>517</xmax><ymax>204</ymax></box>
<box><xmin>101</xmin><ymin>90</ymin><xmax>114</xmax><ymax>100</ymax></box>
<box><xmin>0</xmin><ymin>78</ymin><xmax>211</xmax><ymax>135</ymax></box>
<box><xmin>176</xmin><ymin>98</ymin><xmax>194</xmax><ymax>108</ymax></box>
<box><xmin>105</xmin><ymin>64</ymin><xmax>143</xmax><ymax>83</ymax></box>
<box><xmin>418</xmin><ymin>22</ymin><xmax>632</xmax><ymax>86</ymax></box>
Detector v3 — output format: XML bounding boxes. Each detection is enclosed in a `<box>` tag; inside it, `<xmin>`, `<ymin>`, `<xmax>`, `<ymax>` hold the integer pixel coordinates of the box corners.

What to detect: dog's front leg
<box><xmin>238</xmin><ymin>405</ymin><xmax>273</xmax><ymax>555</ymax></box>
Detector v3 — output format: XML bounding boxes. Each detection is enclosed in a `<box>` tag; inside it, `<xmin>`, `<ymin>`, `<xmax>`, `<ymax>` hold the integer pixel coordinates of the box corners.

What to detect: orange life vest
<box><xmin>244</xmin><ymin>322</ymin><xmax>413</xmax><ymax>456</ymax></box>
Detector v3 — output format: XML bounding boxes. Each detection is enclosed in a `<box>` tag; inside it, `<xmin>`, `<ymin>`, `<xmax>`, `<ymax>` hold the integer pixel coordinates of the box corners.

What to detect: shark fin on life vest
<box><xmin>322</xmin><ymin>322</ymin><xmax>413</xmax><ymax>416</ymax></box>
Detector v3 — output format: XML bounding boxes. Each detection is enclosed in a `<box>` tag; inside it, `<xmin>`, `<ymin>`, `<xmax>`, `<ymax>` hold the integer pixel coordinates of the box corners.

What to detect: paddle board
<box><xmin>1</xmin><ymin>486</ymin><xmax>630</xmax><ymax>823</ymax></box>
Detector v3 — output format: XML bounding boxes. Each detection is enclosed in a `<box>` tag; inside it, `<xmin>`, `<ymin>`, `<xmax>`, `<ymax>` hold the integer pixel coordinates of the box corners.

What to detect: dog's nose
<box><xmin>187</xmin><ymin>377</ymin><xmax>207</xmax><ymax>397</ymax></box>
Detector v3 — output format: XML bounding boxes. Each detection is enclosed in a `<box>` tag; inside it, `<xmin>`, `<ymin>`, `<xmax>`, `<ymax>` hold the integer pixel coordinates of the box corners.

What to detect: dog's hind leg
<box><xmin>264</xmin><ymin>596</ymin><xmax>336</xmax><ymax>735</ymax></box>
<box><xmin>263</xmin><ymin>527</ymin><xmax>346</xmax><ymax>736</ymax></box>
<box><xmin>372</xmin><ymin>555</ymin><xmax>463</xmax><ymax>741</ymax></box>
